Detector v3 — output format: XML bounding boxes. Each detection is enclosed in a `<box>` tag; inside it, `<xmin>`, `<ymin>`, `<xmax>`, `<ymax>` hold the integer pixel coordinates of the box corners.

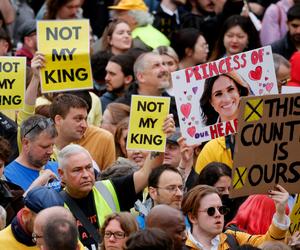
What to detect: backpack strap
<box><xmin>60</xmin><ymin>190</ymin><xmax>101</xmax><ymax>243</ymax></box>
<box><xmin>94</xmin><ymin>181</ymin><xmax>117</xmax><ymax>212</ymax></box>
<box><xmin>225</xmin><ymin>233</ymin><xmax>239</xmax><ymax>249</ymax></box>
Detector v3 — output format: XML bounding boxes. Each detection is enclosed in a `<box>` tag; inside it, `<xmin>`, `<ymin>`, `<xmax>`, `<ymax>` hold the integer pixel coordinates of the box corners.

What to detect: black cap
<box><xmin>19</xmin><ymin>20</ymin><xmax>36</xmax><ymax>41</ymax></box>
<box><xmin>166</xmin><ymin>127</ymin><xmax>181</xmax><ymax>144</ymax></box>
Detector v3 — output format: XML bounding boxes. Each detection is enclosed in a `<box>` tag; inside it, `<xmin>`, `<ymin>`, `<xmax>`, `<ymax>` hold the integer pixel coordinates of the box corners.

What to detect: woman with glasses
<box><xmin>100</xmin><ymin>212</ymin><xmax>138</xmax><ymax>250</ymax></box>
<box><xmin>181</xmin><ymin>184</ymin><xmax>290</xmax><ymax>250</ymax></box>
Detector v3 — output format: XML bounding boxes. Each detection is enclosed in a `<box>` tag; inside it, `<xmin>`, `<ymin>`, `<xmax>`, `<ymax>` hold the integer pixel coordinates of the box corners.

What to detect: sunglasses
<box><xmin>198</xmin><ymin>205</ymin><xmax>228</xmax><ymax>216</ymax></box>
<box><xmin>24</xmin><ymin>118</ymin><xmax>54</xmax><ymax>137</ymax></box>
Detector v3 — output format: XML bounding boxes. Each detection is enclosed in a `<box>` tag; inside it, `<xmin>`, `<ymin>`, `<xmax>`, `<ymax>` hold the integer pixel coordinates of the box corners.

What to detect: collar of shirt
<box><xmin>187</xmin><ymin>228</ymin><xmax>220</xmax><ymax>250</ymax></box>
<box><xmin>160</xmin><ymin>3</ymin><xmax>180</xmax><ymax>24</ymax></box>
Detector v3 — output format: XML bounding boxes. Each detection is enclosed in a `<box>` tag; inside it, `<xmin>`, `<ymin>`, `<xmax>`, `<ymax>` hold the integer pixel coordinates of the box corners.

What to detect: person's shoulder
<box><xmin>4</xmin><ymin>160</ymin><xmax>22</xmax><ymax>172</ymax></box>
<box><xmin>85</xmin><ymin>126</ymin><xmax>113</xmax><ymax>139</ymax></box>
<box><xmin>204</xmin><ymin>136</ymin><xmax>226</xmax><ymax>148</ymax></box>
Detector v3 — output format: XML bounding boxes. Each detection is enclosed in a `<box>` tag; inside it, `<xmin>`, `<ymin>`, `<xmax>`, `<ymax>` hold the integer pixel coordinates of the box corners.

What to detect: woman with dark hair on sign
<box><xmin>195</xmin><ymin>71</ymin><xmax>251</xmax><ymax>174</ymax></box>
<box><xmin>209</xmin><ymin>15</ymin><xmax>260</xmax><ymax>61</ymax></box>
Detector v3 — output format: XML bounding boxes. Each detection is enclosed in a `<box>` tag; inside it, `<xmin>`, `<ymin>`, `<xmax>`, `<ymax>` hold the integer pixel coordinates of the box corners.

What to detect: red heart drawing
<box><xmin>180</xmin><ymin>103</ymin><xmax>191</xmax><ymax>119</ymax></box>
<box><xmin>265</xmin><ymin>82</ymin><xmax>274</xmax><ymax>92</ymax></box>
<box><xmin>187</xmin><ymin>126</ymin><xmax>196</xmax><ymax>137</ymax></box>
<box><xmin>249</xmin><ymin>66</ymin><xmax>262</xmax><ymax>81</ymax></box>
<box><xmin>265</xmin><ymin>77</ymin><xmax>269</xmax><ymax>81</ymax></box>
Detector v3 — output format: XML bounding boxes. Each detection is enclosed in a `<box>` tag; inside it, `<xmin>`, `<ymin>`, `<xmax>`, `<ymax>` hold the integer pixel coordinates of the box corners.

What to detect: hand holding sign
<box><xmin>162</xmin><ymin>114</ymin><xmax>175</xmax><ymax>138</ymax></box>
<box><xmin>31</xmin><ymin>52</ymin><xmax>46</xmax><ymax>78</ymax></box>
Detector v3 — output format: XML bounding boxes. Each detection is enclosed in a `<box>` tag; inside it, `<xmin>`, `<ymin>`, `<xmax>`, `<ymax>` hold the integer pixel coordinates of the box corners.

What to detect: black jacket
<box><xmin>271</xmin><ymin>33</ymin><xmax>297</xmax><ymax>60</ymax></box>
<box><xmin>153</xmin><ymin>5</ymin><xmax>187</xmax><ymax>39</ymax></box>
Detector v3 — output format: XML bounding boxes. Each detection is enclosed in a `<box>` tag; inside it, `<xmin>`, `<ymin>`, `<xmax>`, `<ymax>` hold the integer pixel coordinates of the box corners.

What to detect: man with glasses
<box><xmin>0</xmin><ymin>186</ymin><xmax>63</xmax><ymax>250</ymax></box>
<box><xmin>181</xmin><ymin>185</ymin><xmax>290</xmax><ymax>249</ymax></box>
<box><xmin>136</xmin><ymin>165</ymin><xmax>184</xmax><ymax>229</ymax></box>
<box><xmin>4</xmin><ymin>115</ymin><xmax>60</xmax><ymax>191</ymax></box>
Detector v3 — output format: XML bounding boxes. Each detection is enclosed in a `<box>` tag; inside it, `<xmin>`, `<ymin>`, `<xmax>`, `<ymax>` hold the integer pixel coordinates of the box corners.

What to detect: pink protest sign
<box><xmin>171</xmin><ymin>46</ymin><xmax>278</xmax><ymax>145</ymax></box>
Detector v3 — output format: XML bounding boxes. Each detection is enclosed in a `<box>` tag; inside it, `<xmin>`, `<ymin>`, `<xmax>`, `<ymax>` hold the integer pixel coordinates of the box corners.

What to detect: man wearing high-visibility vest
<box><xmin>58</xmin><ymin>116</ymin><xmax>175</xmax><ymax>250</ymax></box>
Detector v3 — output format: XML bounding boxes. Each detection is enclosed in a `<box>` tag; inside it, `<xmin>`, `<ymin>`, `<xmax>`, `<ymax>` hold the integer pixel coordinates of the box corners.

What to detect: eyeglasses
<box><xmin>198</xmin><ymin>206</ymin><xmax>228</xmax><ymax>216</ymax></box>
<box><xmin>156</xmin><ymin>185</ymin><xmax>185</xmax><ymax>194</ymax></box>
<box><xmin>104</xmin><ymin>231</ymin><xmax>126</xmax><ymax>239</ymax></box>
<box><xmin>32</xmin><ymin>232</ymin><xmax>43</xmax><ymax>243</ymax></box>
<box><xmin>24</xmin><ymin>118</ymin><xmax>54</xmax><ymax>137</ymax></box>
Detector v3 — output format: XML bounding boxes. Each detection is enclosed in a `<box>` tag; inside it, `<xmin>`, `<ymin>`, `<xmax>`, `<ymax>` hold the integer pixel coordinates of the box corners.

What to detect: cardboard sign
<box><xmin>289</xmin><ymin>195</ymin><xmax>300</xmax><ymax>236</ymax></box>
<box><xmin>282</xmin><ymin>86</ymin><xmax>300</xmax><ymax>94</ymax></box>
<box><xmin>37</xmin><ymin>19</ymin><xmax>93</xmax><ymax>93</ymax></box>
<box><xmin>127</xmin><ymin>95</ymin><xmax>170</xmax><ymax>152</ymax></box>
<box><xmin>230</xmin><ymin>94</ymin><xmax>300</xmax><ymax>198</ymax></box>
<box><xmin>171</xmin><ymin>46</ymin><xmax>277</xmax><ymax>144</ymax></box>
<box><xmin>0</xmin><ymin>57</ymin><xmax>26</xmax><ymax>110</ymax></box>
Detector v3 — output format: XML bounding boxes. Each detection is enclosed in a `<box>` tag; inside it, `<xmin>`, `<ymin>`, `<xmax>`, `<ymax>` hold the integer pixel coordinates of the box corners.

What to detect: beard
<box><xmin>28</xmin><ymin>153</ymin><xmax>49</xmax><ymax>169</ymax></box>
<box><xmin>108</xmin><ymin>84</ymin><xmax>126</xmax><ymax>95</ymax></box>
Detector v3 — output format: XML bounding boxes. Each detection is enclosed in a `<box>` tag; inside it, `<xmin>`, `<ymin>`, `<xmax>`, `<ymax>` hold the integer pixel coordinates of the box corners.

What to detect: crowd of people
<box><xmin>1</xmin><ymin>0</ymin><xmax>300</xmax><ymax>250</ymax></box>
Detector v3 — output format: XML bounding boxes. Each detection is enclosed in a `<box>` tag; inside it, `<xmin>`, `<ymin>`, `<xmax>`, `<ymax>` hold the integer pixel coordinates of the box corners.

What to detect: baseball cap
<box><xmin>24</xmin><ymin>186</ymin><xmax>63</xmax><ymax>213</ymax></box>
<box><xmin>19</xmin><ymin>20</ymin><xmax>36</xmax><ymax>42</ymax></box>
<box><xmin>108</xmin><ymin>0</ymin><xmax>148</xmax><ymax>12</ymax></box>
<box><xmin>167</xmin><ymin>127</ymin><xmax>181</xmax><ymax>144</ymax></box>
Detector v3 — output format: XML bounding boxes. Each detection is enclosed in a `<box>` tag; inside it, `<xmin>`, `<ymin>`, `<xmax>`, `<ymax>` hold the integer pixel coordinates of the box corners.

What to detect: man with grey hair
<box><xmin>116</xmin><ymin>52</ymin><xmax>179</xmax><ymax>126</ymax></box>
<box><xmin>57</xmin><ymin>140</ymin><xmax>174</xmax><ymax>250</ymax></box>
<box><xmin>4</xmin><ymin>115</ymin><xmax>60</xmax><ymax>191</ymax></box>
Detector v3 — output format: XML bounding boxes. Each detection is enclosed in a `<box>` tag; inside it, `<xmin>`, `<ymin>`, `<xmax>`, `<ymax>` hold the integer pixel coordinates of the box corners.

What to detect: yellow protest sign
<box><xmin>37</xmin><ymin>19</ymin><xmax>92</xmax><ymax>93</ymax></box>
<box><xmin>0</xmin><ymin>57</ymin><xmax>26</xmax><ymax>110</ymax></box>
<box><xmin>127</xmin><ymin>95</ymin><xmax>170</xmax><ymax>152</ymax></box>
<box><xmin>289</xmin><ymin>195</ymin><xmax>300</xmax><ymax>236</ymax></box>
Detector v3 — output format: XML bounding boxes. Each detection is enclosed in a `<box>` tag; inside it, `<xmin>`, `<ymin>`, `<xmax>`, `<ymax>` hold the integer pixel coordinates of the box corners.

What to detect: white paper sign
<box><xmin>171</xmin><ymin>46</ymin><xmax>278</xmax><ymax>145</ymax></box>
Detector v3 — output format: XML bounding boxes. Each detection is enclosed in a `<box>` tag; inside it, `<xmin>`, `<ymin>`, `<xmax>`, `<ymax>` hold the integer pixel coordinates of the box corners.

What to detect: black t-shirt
<box><xmin>72</xmin><ymin>173</ymin><xmax>139</xmax><ymax>250</ymax></box>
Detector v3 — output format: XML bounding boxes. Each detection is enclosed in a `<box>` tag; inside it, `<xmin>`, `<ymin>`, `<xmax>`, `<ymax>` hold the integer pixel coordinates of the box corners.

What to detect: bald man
<box><xmin>146</xmin><ymin>204</ymin><xmax>187</xmax><ymax>250</ymax></box>
<box><xmin>33</xmin><ymin>206</ymin><xmax>83</xmax><ymax>250</ymax></box>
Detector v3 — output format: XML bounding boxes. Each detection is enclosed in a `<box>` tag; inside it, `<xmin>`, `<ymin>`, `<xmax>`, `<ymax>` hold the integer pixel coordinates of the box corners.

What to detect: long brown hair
<box><xmin>101</xmin><ymin>19</ymin><xmax>130</xmax><ymax>52</ymax></box>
